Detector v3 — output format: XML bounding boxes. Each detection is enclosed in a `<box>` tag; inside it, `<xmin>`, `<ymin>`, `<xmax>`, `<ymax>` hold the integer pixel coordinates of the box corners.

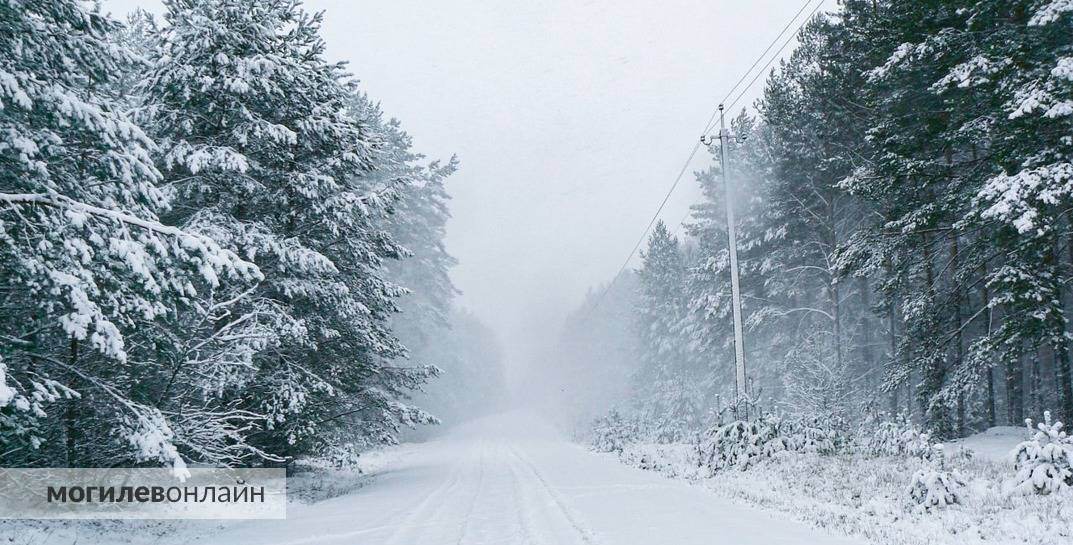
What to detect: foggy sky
<box><xmin>104</xmin><ymin>0</ymin><xmax>832</xmax><ymax>387</ymax></box>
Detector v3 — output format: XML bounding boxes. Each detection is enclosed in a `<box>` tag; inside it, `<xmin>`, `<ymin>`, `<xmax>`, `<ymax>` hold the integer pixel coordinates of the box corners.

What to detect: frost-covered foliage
<box><xmin>0</xmin><ymin>0</ymin><xmax>260</xmax><ymax>472</ymax></box>
<box><xmin>135</xmin><ymin>0</ymin><xmax>443</xmax><ymax>462</ymax></box>
<box><xmin>611</xmin><ymin>425</ymin><xmax>1073</xmax><ymax>544</ymax></box>
<box><xmin>907</xmin><ymin>442</ymin><xmax>965</xmax><ymax>511</ymax></box>
<box><xmin>618</xmin><ymin>442</ymin><xmax>698</xmax><ymax>479</ymax></box>
<box><xmin>856</xmin><ymin>413</ymin><xmax>919</xmax><ymax>457</ymax></box>
<box><xmin>1</xmin><ymin>0</ymin><xmax>456</xmax><ymax>469</ymax></box>
<box><xmin>631</xmin><ymin>222</ymin><xmax>708</xmax><ymax>443</ymax></box>
<box><xmin>589</xmin><ymin>410</ymin><xmax>641</xmax><ymax>453</ymax></box>
<box><xmin>695</xmin><ymin>415</ymin><xmax>841</xmax><ymax>475</ymax></box>
<box><xmin>1009</xmin><ymin>411</ymin><xmax>1073</xmax><ymax>495</ymax></box>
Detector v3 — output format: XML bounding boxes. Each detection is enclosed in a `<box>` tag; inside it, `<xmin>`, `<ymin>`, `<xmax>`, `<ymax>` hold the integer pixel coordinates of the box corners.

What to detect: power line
<box><xmin>704</xmin><ymin>0</ymin><xmax>820</xmax><ymax>134</ymax></box>
<box><xmin>585</xmin><ymin>0</ymin><xmax>825</xmax><ymax>317</ymax></box>
<box><xmin>724</xmin><ymin>0</ymin><xmax>825</xmax><ymax>113</ymax></box>
<box><xmin>589</xmin><ymin>140</ymin><xmax>702</xmax><ymax>314</ymax></box>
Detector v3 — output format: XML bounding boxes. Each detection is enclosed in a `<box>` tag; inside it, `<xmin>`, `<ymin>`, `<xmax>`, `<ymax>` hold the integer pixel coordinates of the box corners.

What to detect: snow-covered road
<box><xmin>191</xmin><ymin>414</ymin><xmax>862</xmax><ymax>545</ymax></box>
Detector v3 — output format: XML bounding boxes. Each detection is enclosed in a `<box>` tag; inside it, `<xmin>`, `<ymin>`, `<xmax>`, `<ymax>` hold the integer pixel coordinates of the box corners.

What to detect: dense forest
<box><xmin>0</xmin><ymin>0</ymin><xmax>503</xmax><ymax>471</ymax></box>
<box><xmin>568</xmin><ymin>0</ymin><xmax>1073</xmax><ymax>441</ymax></box>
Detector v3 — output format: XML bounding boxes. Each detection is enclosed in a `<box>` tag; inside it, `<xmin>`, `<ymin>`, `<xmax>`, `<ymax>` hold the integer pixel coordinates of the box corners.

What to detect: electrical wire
<box><xmin>704</xmin><ymin>0</ymin><xmax>820</xmax><ymax>134</ymax></box>
<box><xmin>585</xmin><ymin>0</ymin><xmax>826</xmax><ymax>317</ymax></box>
<box><xmin>724</xmin><ymin>0</ymin><xmax>825</xmax><ymax>113</ymax></box>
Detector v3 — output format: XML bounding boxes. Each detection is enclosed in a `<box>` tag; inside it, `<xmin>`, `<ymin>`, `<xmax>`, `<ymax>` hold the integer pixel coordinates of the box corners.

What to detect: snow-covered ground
<box><xmin>946</xmin><ymin>426</ymin><xmax>1026</xmax><ymax>464</ymax></box>
<box><xmin>612</xmin><ymin>426</ymin><xmax>1073</xmax><ymax>545</ymax></box>
<box><xmin>2</xmin><ymin>413</ymin><xmax>865</xmax><ymax>545</ymax></box>
<box><xmin>187</xmin><ymin>413</ymin><xmax>863</xmax><ymax>545</ymax></box>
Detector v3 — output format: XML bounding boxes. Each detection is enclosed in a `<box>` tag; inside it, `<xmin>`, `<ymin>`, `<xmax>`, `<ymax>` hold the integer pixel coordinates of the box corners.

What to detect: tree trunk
<box><xmin>1032</xmin><ymin>348</ymin><xmax>1043</xmax><ymax>418</ymax></box>
<box><xmin>858</xmin><ymin>276</ymin><xmax>875</xmax><ymax>392</ymax></box>
<box><xmin>831</xmin><ymin>281</ymin><xmax>844</xmax><ymax>370</ymax></box>
<box><xmin>1006</xmin><ymin>351</ymin><xmax>1024</xmax><ymax>426</ymax></box>
<box><xmin>920</xmin><ymin>232</ymin><xmax>949</xmax><ymax>436</ymax></box>
<box><xmin>981</xmin><ymin>262</ymin><xmax>997</xmax><ymax>427</ymax></box>
<box><xmin>1054</xmin><ymin>236</ymin><xmax>1073</xmax><ymax>423</ymax></box>
<box><xmin>64</xmin><ymin>338</ymin><xmax>80</xmax><ymax>466</ymax></box>
<box><xmin>887</xmin><ymin>289</ymin><xmax>899</xmax><ymax>414</ymax></box>
<box><xmin>951</xmin><ymin>235</ymin><xmax>965</xmax><ymax>436</ymax></box>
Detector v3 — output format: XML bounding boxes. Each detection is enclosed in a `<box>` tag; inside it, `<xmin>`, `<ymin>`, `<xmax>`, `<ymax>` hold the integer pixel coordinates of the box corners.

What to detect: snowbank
<box><xmin>605</xmin><ymin>426</ymin><xmax>1073</xmax><ymax>545</ymax></box>
<box><xmin>947</xmin><ymin>426</ymin><xmax>1028</xmax><ymax>464</ymax></box>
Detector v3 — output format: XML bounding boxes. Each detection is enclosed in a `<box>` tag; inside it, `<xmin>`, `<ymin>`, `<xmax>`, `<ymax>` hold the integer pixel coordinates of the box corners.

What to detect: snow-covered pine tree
<box><xmin>695</xmin><ymin>414</ymin><xmax>794</xmax><ymax>474</ymax></box>
<box><xmin>848</xmin><ymin>1</ymin><xmax>984</xmax><ymax>440</ymax></box>
<box><xmin>0</xmin><ymin>0</ymin><xmax>260</xmax><ymax>471</ymax></box>
<box><xmin>963</xmin><ymin>0</ymin><xmax>1073</xmax><ymax>425</ymax></box>
<box><xmin>361</xmin><ymin>94</ymin><xmax>460</xmax><ymax>345</ymax></box>
<box><xmin>1009</xmin><ymin>411</ymin><xmax>1073</xmax><ymax>495</ymax></box>
<box><xmin>634</xmin><ymin>221</ymin><xmax>703</xmax><ymax>441</ymax></box>
<box><xmin>907</xmin><ymin>442</ymin><xmax>965</xmax><ymax>511</ymax></box>
<box><xmin>139</xmin><ymin>0</ymin><xmax>436</xmax><ymax>464</ymax></box>
<box><xmin>350</xmin><ymin>96</ymin><xmax>505</xmax><ymax>426</ymax></box>
<box><xmin>753</xmin><ymin>13</ymin><xmax>878</xmax><ymax>407</ymax></box>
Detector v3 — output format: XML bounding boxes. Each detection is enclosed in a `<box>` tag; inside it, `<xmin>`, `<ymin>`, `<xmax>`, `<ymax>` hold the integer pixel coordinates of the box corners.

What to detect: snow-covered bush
<box><xmin>785</xmin><ymin>416</ymin><xmax>842</xmax><ymax>454</ymax></box>
<box><xmin>907</xmin><ymin>442</ymin><xmax>964</xmax><ymax>511</ymax></box>
<box><xmin>1008</xmin><ymin>411</ymin><xmax>1073</xmax><ymax>495</ymax></box>
<box><xmin>695</xmin><ymin>416</ymin><xmax>783</xmax><ymax>474</ymax></box>
<box><xmin>643</xmin><ymin>407</ymin><xmax>703</xmax><ymax>444</ymax></box>
<box><xmin>590</xmin><ymin>410</ymin><xmax>640</xmax><ymax>453</ymax></box>
<box><xmin>695</xmin><ymin>414</ymin><xmax>842</xmax><ymax>475</ymax></box>
<box><xmin>855</xmin><ymin>412</ymin><xmax>932</xmax><ymax>459</ymax></box>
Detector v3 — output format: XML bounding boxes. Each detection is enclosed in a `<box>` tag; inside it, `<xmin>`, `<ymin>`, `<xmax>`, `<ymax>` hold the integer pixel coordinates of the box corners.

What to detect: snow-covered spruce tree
<box><xmin>695</xmin><ymin>415</ymin><xmax>791</xmax><ymax>475</ymax></box>
<box><xmin>907</xmin><ymin>442</ymin><xmax>965</xmax><ymax>511</ymax></box>
<box><xmin>633</xmin><ymin>221</ymin><xmax>704</xmax><ymax>442</ymax></box>
<box><xmin>140</xmin><ymin>0</ymin><xmax>436</xmax><ymax>464</ymax></box>
<box><xmin>1009</xmin><ymin>411</ymin><xmax>1073</xmax><ymax>495</ymax></box>
<box><xmin>590</xmin><ymin>409</ymin><xmax>639</xmax><ymax>454</ymax></box>
<box><xmin>351</xmin><ymin>97</ymin><xmax>505</xmax><ymax>427</ymax></box>
<box><xmin>0</xmin><ymin>0</ymin><xmax>260</xmax><ymax>470</ymax></box>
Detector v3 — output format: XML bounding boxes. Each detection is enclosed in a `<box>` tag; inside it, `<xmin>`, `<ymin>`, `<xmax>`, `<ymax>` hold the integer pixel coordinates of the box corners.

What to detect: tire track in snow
<box><xmin>382</xmin><ymin>444</ymin><xmax>472</xmax><ymax>545</ymax></box>
<box><xmin>454</xmin><ymin>440</ymin><xmax>488</xmax><ymax>544</ymax></box>
<box><xmin>505</xmin><ymin>446</ymin><xmax>537</xmax><ymax>545</ymax></box>
<box><xmin>507</xmin><ymin>444</ymin><xmax>602</xmax><ymax>545</ymax></box>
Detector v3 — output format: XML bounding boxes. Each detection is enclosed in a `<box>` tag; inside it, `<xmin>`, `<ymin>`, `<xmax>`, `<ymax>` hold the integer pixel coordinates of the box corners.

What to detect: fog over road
<box><xmin>186</xmin><ymin>414</ymin><xmax>862</xmax><ymax>545</ymax></box>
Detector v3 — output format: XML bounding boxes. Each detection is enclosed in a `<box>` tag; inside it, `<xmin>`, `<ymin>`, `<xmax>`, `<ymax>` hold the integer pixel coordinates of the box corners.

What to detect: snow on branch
<box><xmin>1</xmin><ymin>192</ymin><xmax>262</xmax><ymax>283</ymax></box>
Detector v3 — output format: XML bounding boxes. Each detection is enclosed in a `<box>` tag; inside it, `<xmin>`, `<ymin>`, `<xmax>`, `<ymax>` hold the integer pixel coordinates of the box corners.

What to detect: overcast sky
<box><xmin>105</xmin><ymin>0</ymin><xmax>833</xmax><ymax>383</ymax></box>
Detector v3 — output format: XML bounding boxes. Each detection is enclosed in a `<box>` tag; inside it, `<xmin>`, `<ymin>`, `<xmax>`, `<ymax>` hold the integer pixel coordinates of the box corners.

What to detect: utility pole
<box><xmin>703</xmin><ymin>104</ymin><xmax>748</xmax><ymax>415</ymax></box>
